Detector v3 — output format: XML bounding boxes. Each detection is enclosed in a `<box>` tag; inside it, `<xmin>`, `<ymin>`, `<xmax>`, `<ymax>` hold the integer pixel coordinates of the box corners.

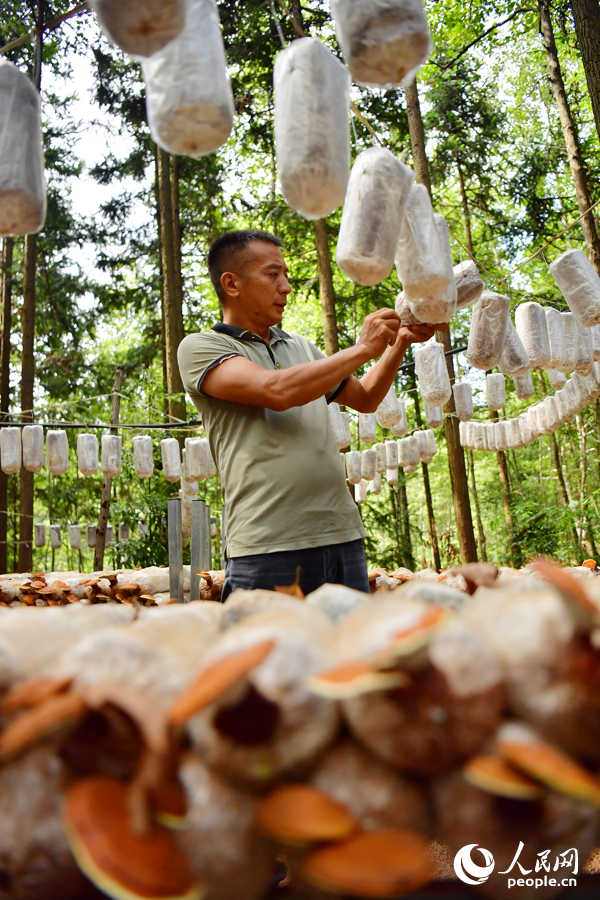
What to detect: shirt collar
<box><xmin>212</xmin><ymin>322</ymin><xmax>290</xmax><ymax>345</ymax></box>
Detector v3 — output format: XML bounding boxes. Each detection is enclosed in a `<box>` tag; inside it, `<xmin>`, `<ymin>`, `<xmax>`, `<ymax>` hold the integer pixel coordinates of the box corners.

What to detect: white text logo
<box><xmin>454</xmin><ymin>844</ymin><xmax>495</xmax><ymax>885</ymax></box>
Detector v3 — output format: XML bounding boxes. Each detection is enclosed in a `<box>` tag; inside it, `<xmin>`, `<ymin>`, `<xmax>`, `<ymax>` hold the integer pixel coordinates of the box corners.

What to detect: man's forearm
<box><xmin>336</xmin><ymin>338</ymin><xmax>411</xmax><ymax>413</ymax></box>
<box><xmin>267</xmin><ymin>343</ymin><xmax>371</xmax><ymax>410</ymax></box>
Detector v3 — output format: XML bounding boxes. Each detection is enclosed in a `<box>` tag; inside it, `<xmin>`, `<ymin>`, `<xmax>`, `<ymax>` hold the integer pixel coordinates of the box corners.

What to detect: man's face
<box><xmin>225</xmin><ymin>241</ymin><xmax>292</xmax><ymax>326</ymax></box>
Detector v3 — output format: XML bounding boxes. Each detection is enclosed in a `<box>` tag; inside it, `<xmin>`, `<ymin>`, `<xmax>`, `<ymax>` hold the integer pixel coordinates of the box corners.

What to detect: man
<box><xmin>178</xmin><ymin>229</ymin><xmax>440</xmax><ymax>600</ymax></box>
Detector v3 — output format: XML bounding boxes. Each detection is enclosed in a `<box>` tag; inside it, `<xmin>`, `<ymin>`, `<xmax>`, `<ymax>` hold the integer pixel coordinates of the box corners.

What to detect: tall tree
<box><xmin>405</xmin><ymin>77</ymin><xmax>478</xmax><ymax>563</ymax></box>
<box><xmin>538</xmin><ymin>0</ymin><xmax>600</xmax><ymax>272</ymax></box>
<box><xmin>570</xmin><ymin>0</ymin><xmax>600</xmax><ymax>144</ymax></box>
<box><xmin>0</xmin><ymin>239</ymin><xmax>13</xmax><ymax>574</ymax></box>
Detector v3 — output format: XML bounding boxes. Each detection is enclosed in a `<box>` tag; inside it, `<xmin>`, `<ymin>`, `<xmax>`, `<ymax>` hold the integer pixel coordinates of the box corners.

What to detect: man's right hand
<box><xmin>355</xmin><ymin>308</ymin><xmax>402</xmax><ymax>359</ymax></box>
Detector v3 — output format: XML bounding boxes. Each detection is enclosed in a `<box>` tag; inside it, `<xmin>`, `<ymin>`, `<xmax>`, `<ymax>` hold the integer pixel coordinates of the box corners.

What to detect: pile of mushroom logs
<box><xmin>1</xmin><ymin>561</ymin><xmax>600</xmax><ymax>899</ymax></box>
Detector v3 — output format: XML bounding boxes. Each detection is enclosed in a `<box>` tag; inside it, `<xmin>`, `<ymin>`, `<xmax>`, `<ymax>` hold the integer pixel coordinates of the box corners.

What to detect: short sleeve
<box><xmin>178</xmin><ymin>332</ymin><xmax>242</xmax><ymax>401</ymax></box>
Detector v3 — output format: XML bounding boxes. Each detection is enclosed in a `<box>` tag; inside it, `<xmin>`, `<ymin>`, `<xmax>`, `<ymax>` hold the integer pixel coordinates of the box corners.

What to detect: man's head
<box><xmin>207</xmin><ymin>230</ymin><xmax>291</xmax><ymax>328</ymax></box>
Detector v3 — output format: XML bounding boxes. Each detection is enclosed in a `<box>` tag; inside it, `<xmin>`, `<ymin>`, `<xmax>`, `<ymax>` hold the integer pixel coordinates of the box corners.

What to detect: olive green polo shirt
<box><xmin>177</xmin><ymin>323</ymin><xmax>365</xmax><ymax>558</ymax></box>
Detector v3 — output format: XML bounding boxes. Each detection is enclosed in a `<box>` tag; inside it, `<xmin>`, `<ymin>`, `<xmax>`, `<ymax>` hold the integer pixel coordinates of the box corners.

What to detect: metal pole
<box><xmin>167</xmin><ymin>497</ymin><xmax>184</xmax><ymax>602</ymax></box>
<box><xmin>204</xmin><ymin>504</ymin><xmax>211</xmax><ymax>572</ymax></box>
<box><xmin>221</xmin><ymin>504</ymin><xmax>227</xmax><ymax>568</ymax></box>
<box><xmin>190</xmin><ymin>499</ymin><xmax>205</xmax><ymax>601</ymax></box>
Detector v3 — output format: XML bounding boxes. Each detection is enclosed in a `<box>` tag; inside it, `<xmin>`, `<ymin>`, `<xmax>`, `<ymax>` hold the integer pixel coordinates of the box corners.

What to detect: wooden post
<box><xmin>0</xmin><ymin>238</ymin><xmax>13</xmax><ymax>573</ymax></box>
<box><xmin>94</xmin><ymin>365</ymin><xmax>125</xmax><ymax>571</ymax></box>
<box><xmin>314</xmin><ymin>219</ymin><xmax>339</xmax><ymax>356</ymax></box>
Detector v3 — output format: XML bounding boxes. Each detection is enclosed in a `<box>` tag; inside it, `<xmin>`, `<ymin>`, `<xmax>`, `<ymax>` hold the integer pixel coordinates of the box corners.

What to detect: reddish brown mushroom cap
<box><xmin>0</xmin><ymin>691</ymin><xmax>87</xmax><ymax>760</ymax></box>
<box><xmin>256</xmin><ymin>784</ymin><xmax>358</xmax><ymax>846</ymax></box>
<box><xmin>308</xmin><ymin>662</ymin><xmax>408</xmax><ymax>699</ymax></box>
<box><xmin>463</xmin><ymin>755</ymin><xmax>541</xmax><ymax>800</ymax></box>
<box><xmin>63</xmin><ymin>776</ymin><xmax>201</xmax><ymax>900</ymax></box>
<box><xmin>302</xmin><ymin>829</ymin><xmax>433</xmax><ymax>898</ymax></box>
<box><xmin>1</xmin><ymin>676</ymin><xmax>73</xmax><ymax>714</ymax></box>
<box><xmin>167</xmin><ymin>639</ymin><xmax>275</xmax><ymax>726</ymax></box>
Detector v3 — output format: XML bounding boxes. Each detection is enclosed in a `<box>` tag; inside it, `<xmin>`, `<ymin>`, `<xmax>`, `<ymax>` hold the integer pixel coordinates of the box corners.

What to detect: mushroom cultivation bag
<box><xmin>549</xmin><ymin>249</ymin><xmax>600</xmax><ymax>328</ymax></box>
<box><xmin>545</xmin><ymin>368</ymin><xmax>567</xmax><ymax>391</ymax></box>
<box><xmin>90</xmin><ymin>0</ymin><xmax>184</xmax><ymax>57</ymax></box>
<box><xmin>0</xmin><ymin>427</ymin><xmax>20</xmax><ymax>475</ymax></box>
<box><xmin>359</xmin><ymin>413</ymin><xmax>377</xmax><ymax>444</ymax></box>
<box><xmin>575</xmin><ymin>323</ymin><xmax>593</xmax><ymax>376</ymax></box>
<box><xmin>328</xmin><ymin>403</ymin><xmax>351</xmax><ymax>450</ymax></box>
<box><xmin>395</xmin><ymin>184</ymin><xmax>450</xmax><ymax>307</ymax></box>
<box><xmin>0</xmin><ymin>61</ymin><xmax>46</xmax><ymax>236</ymax></box>
<box><xmin>424</xmin><ymin>402</ymin><xmax>443</xmax><ymax>428</ymax></box>
<box><xmin>544</xmin><ymin>307</ymin><xmax>566</xmax><ymax>370</ymax></box>
<box><xmin>47</xmin><ymin>430</ymin><xmax>69</xmax><ymax>476</ymax></box>
<box><xmin>330</xmin><ymin>0</ymin><xmax>431</xmax><ymax>89</ymax></box>
<box><xmin>77</xmin><ymin>434</ymin><xmax>98</xmax><ymax>477</ymax></box>
<box><xmin>274</xmin><ymin>38</ymin><xmax>350</xmax><ymax>221</ymax></box>
<box><xmin>132</xmin><ymin>435</ymin><xmax>154</xmax><ymax>479</ymax></box>
<box><xmin>415</xmin><ymin>341</ymin><xmax>451</xmax><ymax>407</ymax></box>
<box><xmin>499</xmin><ymin>319</ymin><xmax>530</xmax><ymax>377</ymax></box>
<box><xmin>22</xmin><ymin>424</ymin><xmax>43</xmax><ymax>473</ymax></box>
<box><xmin>513</xmin><ymin>371</ymin><xmax>535</xmax><ymax>401</ymax></box>
<box><xmin>454</xmin><ymin>260</ymin><xmax>484</xmax><ymax>310</ymax></box>
<box><xmin>406</xmin><ymin>213</ymin><xmax>456</xmax><ymax>324</ymax></box>
<box><xmin>515</xmin><ymin>301</ymin><xmax>551</xmax><ymax>370</ymax></box>
<box><xmin>390</xmin><ymin>398</ymin><xmax>408</xmax><ymax>436</ymax></box>
<box><xmin>337</xmin><ymin>147</ymin><xmax>414</xmax><ymax>286</ymax></box>
<box><xmin>486</xmin><ymin>373</ymin><xmax>506</xmax><ymax>411</ymax></box>
<box><xmin>466</xmin><ymin>290</ymin><xmax>510</xmax><ymax>371</ymax></box>
<box><xmin>376</xmin><ymin>385</ymin><xmax>403</xmax><ymax>428</ymax></box>
<box><xmin>142</xmin><ymin>0</ymin><xmax>234</xmax><ymax>158</ymax></box>
<box><xmin>452</xmin><ymin>382</ymin><xmax>473</xmax><ymax>422</ymax></box>
<box><xmin>558</xmin><ymin>312</ymin><xmax>579</xmax><ymax>374</ymax></box>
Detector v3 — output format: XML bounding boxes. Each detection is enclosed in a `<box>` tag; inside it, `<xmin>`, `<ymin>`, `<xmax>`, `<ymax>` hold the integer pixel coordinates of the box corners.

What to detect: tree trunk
<box><xmin>314</xmin><ymin>219</ymin><xmax>339</xmax><ymax>356</ymax></box>
<box><xmin>539</xmin><ymin>0</ymin><xmax>600</xmax><ymax>273</ymax></box>
<box><xmin>550</xmin><ymin>431</ymin><xmax>581</xmax><ymax>559</ymax></box>
<box><xmin>94</xmin><ymin>366</ymin><xmax>125</xmax><ymax>571</ymax></box>
<box><xmin>0</xmin><ymin>238</ymin><xmax>13</xmax><ymax>574</ymax></box>
<box><xmin>411</xmin><ymin>371</ymin><xmax>441</xmax><ymax>571</ymax></box>
<box><xmin>404</xmin><ymin>80</ymin><xmax>431</xmax><ymax>195</ymax></box>
<box><xmin>156</xmin><ymin>147</ymin><xmax>186</xmax><ymax>426</ymax></box>
<box><xmin>18</xmin><ymin>0</ymin><xmax>44</xmax><ymax>574</ymax></box>
<box><xmin>571</xmin><ymin>0</ymin><xmax>600</xmax><ymax>146</ymax></box>
<box><xmin>467</xmin><ymin>449</ymin><xmax>487</xmax><ymax>561</ymax></box>
<box><xmin>489</xmin><ymin>409</ymin><xmax>520</xmax><ymax>565</ymax></box>
<box><xmin>405</xmin><ymin>78</ymin><xmax>478</xmax><ymax>563</ymax></box>
<box><xmin>397</xmin><ymin>469</ymin><xmax>415</xmax><ymax>571</ymax></box>
<box><xmin>455</xmin><ymin>154</ymin><xmax>474</xmax><ymax>257</ymax></box>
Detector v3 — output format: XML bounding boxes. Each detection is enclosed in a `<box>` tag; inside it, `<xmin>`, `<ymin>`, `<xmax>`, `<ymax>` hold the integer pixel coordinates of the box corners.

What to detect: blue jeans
<box><xmin>221</xmin><ymin>538</ymin><xmax>370</xmax><ymax>602</ymax></box>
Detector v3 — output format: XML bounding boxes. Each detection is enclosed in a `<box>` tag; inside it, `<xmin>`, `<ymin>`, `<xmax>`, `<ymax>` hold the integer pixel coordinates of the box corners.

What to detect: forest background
<box><xmin>1</xmin><ymin>0</ymin><xmax>600</xmax><ymax>576</ymax></box>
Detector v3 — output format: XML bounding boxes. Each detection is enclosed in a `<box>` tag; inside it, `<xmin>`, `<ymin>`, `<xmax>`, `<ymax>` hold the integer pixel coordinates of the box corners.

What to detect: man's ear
<box><xmin>220</xmin><ymin>271</ymin><xmax>241</xmax><ymax>301</ymax></box>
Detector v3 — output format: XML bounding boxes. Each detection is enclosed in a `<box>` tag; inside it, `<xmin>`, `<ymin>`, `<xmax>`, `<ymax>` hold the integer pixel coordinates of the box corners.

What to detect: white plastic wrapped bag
<box><xmin>185</xmin><ymin>436</ymin><xmax>211</xmax><ymax>480</ymax></box>
<box><xmin>513</xmin><ymin>371</ymin><xmax>535</xmax><ymax>400</ymax></box>
<box><xmin>386</xmin><ymin>467</ymin><xmax>399</xmax><ymax>484</ymax></box>
<box><xmin>395</xmin><ymin>184</ymin><xmax>450</xmax><ymax>308</ymax></box>
<box><xmin>593</xmin><ymin>324</ymin><xmax>600</xmax><ymax>362</ymax></box>
<box><xmin>484</xmin><ymin>423</ymin><xmax>497</xmax><ymax>452</ymax></box>
<box><xmin>339</xmin><ymin>413</ymin><xmax>352</xmax><ymax>450</ymax></box>
<box><xmin>274</xmin><ymin>38</ymin><xmax>350</xmax><ymax>220</ymax></box>
<box><xmin>454</xmin><ymin>260</ymin><xmax>484</xmax><ymax>310</ymax></box>
<box><xmin>359</xmin><ymin>413</ymin><xmax>377</xmax><ymax>444</ymax></box>
<box><xmin>161</xmin><ymin>437</ymin><xmax>181</xmax><ymax>482</ymax></box>
<box><xmin>398</xmin><ymin>435</ymin><xmax>419</xmax><ymax>468</ymax></box>
<box><xmin>355</xmin><ymin>480</ymin><xmax>368</xmax><ymax>504</ymax></box>
<box><xmin>77</xmin><ymin>434</ymin><xmax>99</xmax><ymax>477</ymax></box>
<box><xmin>415</xmin><ymin>341</ymin><xmax>451</xmax><ymax>406</ymax></box>
<box><xmin>515</xmin><ymin>302</ymin><xmax>551</xmax><ymax>370</ymax></box>
<box><xmin>90</xmin><ymin>0</ymin><xmax>184</xmax><ymax>57</ymax></box>
<box><xmin>452</xmin><ymin>382</ymin><xmax>473</xmax><ymax>421</ymax></box>
<box><xmin>142</xmin><ymin>0</ymin><xmax>234</xmax><ymax>158</ymax></box>
<box><xmin>385</xmin><ymin>439</ymin><xmax>398</xmax><ymax>469</ymax></box>
<box><xmin>34</xmin><ymin>523</ymin><xmax>46</xmax><ymax>548</ymax></box>
<box><xmin>336</xmin><ymin>148</ymin><xmax>414</xmax><ymax>286</ymax></box>
<box><xmin>405</xmin><ymin>213</ymin><xmax>456</xmax><ymax>324</ymax></box>
<box><xmin>0</xmin><ymin>61</ymin><xmax>46</xmax><ymax>236</ymax></box>
<box><xmin>132</xmin><ymin>435</ymin><xmax>154</xmax><ymax>479</ymax></box>
<box><xmin>585</xmin><ymin>365</ymin><xmax>600</xmax><ymax>399</ymax></box>
<box><xmin>330</xmin><ymin>0</ymin><xmax>431</xmax><ymax>89</ymax></box>
<box><xmin>0</xmin><ymin>426</ymin><xmax>20</xmax><ymax>475</ymax></box>
<box><xmin>486</xmin><ymin>373</ymin><xmax>506</xmax><ymax>411</ymax></box>
<box><xmin>527</xmin><ymin>406</ymin><xmax>540</xmax><ymax>437</ymax></box>
<box><xmin>106</xmin><ymin>524</ymin><xmax>114</xmax><ymax>547</ymax></box>
<box><xmin>519</xmin><ymin>413</ymin><xmax>533</xmax><ymax>445</ymax></box>
<box><xmin>507</xmin><ymin>419</ymin><xmax>523</xmax><ymax>450</ymax></box>
<box><xmin>549</xmin><ymin>249</ymin><xmax>600</xmax><ymax>327</ymax></box>
<box><xmin>49</xmin><ymin>524</ymin><xmax>61</xmax><ymax>550</ymax></box>
<box><xmin>558</xmin><ymin>313</ymin><xmax>579</xmax><ymax>374</ymax></box>
<box><xmin>101</xmin><ymin>434</ymin><xmax>122</xmax><ymax>478</ymax></box>
<box><xmin>375</xmin><ymin>385</ymin><xmax>403</xmax><ymax>428</ymax></box>
<box><xmin>499</xmin><ymin>319</ymin><xmax>530</xmax><ymax>377</ymax></box>
<box><xmin>395</xmin><ymin>290</ymin><xmax>423</xmax><ymax>326</ymax></box>
<box><xmin>575</xmin><ymin>323</ymin><xmax>593</xmax><ymax>376</ymax></box>
<box><xmin>424</xmin><ymin>402</ymin><xmax>443</xmax><ymax>429</ymax></box>
<box><xmin>494</xmin><ymin>421</ymin><xmax>508</xmax><ymax>451</ymax></box>
<box><xmin>417</xmin><ymin>429</ymin><xmax>436</xmax><ymax>463</ymax></box>
<box><xmin>571</xmin><ymin>372</ymin><xmax>592</xmax><ymax>411</ymax></box>
<box><xmin>390</xmin><ymin>399</ymin><xmax>408</xmax><ymax>436</ymax></box>
<box><xmin>345</xmin><ymin>450</ymin><xmax>361</xmax><ymax>485</ymax></box>
<box><xmin>374</xmin><ymin>442</ymin><xmax>387</xmax><ymax>474</ymax></box>
<box><xmin>544</xmin><ymin>307</ymin><xmax>566</xmax><ymax>370</ymax></box>
<box><xmin>22</xmin><ymin>424</ymin><xmax>43</xmax><ymax>473</ymax></box>
<box><xmin>369</xmin><ymin>471</ymin><xmax>382</xmax><ymax>494</ymax></box>
<box><xmin>69</xmin><ymin>525</ymin><xmax>81</xmax><ymax>550</ymax></box>
<box><xmin>466</xmin><ymin>290</ymin><xmax>510</xmax><ymax>370</ymax></box>
<box><xmin>47</xmin><ymin>430</ymin><xmax>69</xmax><ymax>476</ymax></box>
<box><xmin>459</xmin><ymin>421</ymin><xmax>468</xmax><ymax>448</ymax></box>
<box><xmin>87</xmin><ymin>525</ymin><xmax>97</xmax><ymax>548</ymax></box>
<box><xmin>471</xmin><ymin>423</ymin><xmax>485</xmax><ymax>452</ymax></box>
<box><xmin>328</xmin><ymin>402</ymin><xmax>351</xmax><ymax>450</ymax></box>
<box><xmin>545</xmin><ymin>368</ymin><xmax>566</xmax><ymax>391</ymax></box>
<box><xmin>361</xmin><ymin>448</ymin><xmax>376</xmax><ymax>481</ymax></box>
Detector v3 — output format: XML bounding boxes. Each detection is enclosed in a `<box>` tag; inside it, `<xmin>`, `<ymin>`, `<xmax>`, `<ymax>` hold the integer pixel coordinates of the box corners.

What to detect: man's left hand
<box><xmin>397</xmin><ymin>322</ymin><xmax>448</xmax><ymax>346</ymax></box>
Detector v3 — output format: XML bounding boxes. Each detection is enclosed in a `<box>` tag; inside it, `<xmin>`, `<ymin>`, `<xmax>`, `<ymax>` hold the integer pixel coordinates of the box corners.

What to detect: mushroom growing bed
<box><xmin>0</xmin><ymin>561</ymin><xmax>600</xmax><ymax>899</ymax></box>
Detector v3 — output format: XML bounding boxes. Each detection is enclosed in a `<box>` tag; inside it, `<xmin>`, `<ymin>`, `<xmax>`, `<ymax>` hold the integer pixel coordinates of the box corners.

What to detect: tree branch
<box><xmin>433</xmin><ymin>7</ymin><xmax>537</xmax><ymax>70</ymax></box>
<box><xmin>0</xmin><ymin>2</ymin><xmax>90</xmax><ymax>57</ymax></box>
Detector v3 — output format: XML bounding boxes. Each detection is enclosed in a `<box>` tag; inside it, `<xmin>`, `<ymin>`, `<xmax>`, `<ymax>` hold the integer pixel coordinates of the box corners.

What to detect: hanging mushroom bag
<box><xmin>0</xmin><ymin>60</ymin><xmax>46</xmax><ymax>237</ymax></box>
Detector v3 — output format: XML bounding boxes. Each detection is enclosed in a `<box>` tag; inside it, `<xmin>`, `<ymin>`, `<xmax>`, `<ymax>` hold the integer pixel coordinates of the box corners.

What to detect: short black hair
<box><xmin>207</xmin><ymin>230</ymin><xmax>283</xmax><ymax>302</ymax></box>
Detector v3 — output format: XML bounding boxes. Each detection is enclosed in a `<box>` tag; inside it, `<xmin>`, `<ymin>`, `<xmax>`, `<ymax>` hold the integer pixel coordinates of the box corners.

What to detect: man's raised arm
<box><xmin>201</xmin><ymin>309</ymin><xmax>402</xmax><ymax>411</ymax></box>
